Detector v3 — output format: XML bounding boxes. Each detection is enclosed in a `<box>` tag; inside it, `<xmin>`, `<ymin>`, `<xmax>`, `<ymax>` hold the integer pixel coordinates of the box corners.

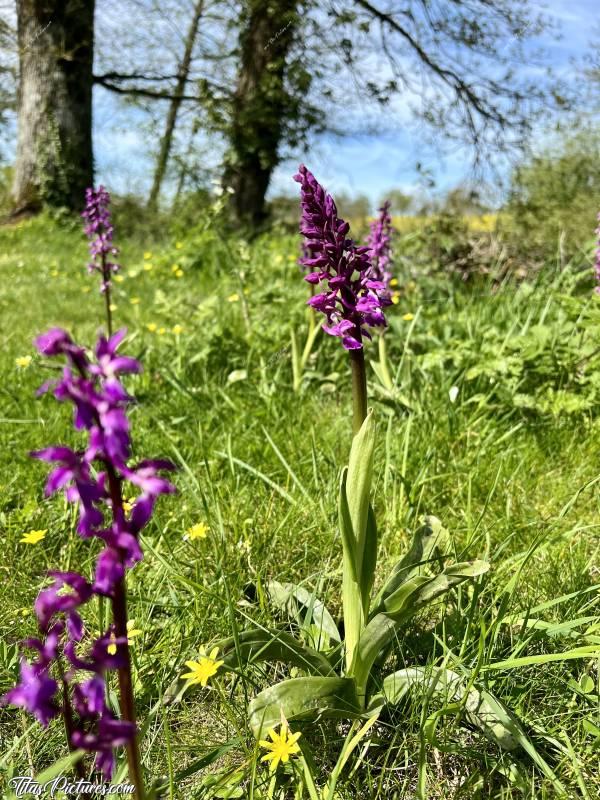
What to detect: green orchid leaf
<box><xmin>382</xmin><ymin>560</ymin><xmax>489</xmax><ymax>617</ymax></box>
<box><xmin>372</xmin><ymin>515</ymin><xmax>449</xmax><ymax>614</ymax></box>
<box><xmin>267</xmin><ymin>580</ymin><xmax>341</xmax><ymax>648</ymax></box>
<box><xmin>339</xmin><ymin>467</ymin><xmax>358</xmax><ymax>581</ymax></box>
<box><xmin>342</xmin><ymin>411</ymin><xmax>376</xmax><ymax>668</ymax></box>
<box><xmin>346</xmin><ymin>409</ymin><xmax>376</xmax><ymax>574</ymax></box>
<box><xmin>360</xmin><ymin>504</ymin><xmax>378</xmax><ymax>612</ymax></box>
<box><xmin>373</xmin><ymin>666</ymin><xmax>518</xmax><ymax>751</ymax></box>
<box><xmin>217</xmin><ymin>628</ymin><xmax>336</xmax><ymax>677</ymax></box>
<box><xmin>352</xmin><ymin>560</ymin><xmax>489</xmax><ymax>696</ymax></box>
<box><xmin>248</xmin><ymin>676</ymin><xmax>362</xmax><ymax>737</ymax></box>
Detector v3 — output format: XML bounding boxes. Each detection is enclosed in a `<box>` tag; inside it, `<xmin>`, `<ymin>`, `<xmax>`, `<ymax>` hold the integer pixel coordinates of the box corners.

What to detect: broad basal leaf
<box><xmin>248</xmin><ymin>676</ymin><xmax>361</xmax><ymax>737</ymax></box>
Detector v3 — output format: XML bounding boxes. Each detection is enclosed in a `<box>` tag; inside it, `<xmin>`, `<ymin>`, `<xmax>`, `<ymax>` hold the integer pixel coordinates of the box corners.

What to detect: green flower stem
<box><xmin>349</xmin><ymin>346</ymin><xmax>368</xmax><ymax>436</ymax></box>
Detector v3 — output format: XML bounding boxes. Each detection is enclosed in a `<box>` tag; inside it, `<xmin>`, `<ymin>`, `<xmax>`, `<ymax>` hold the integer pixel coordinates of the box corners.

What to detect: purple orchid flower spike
<box><xmin>82</xmin><ymin>186</ymin><xmax>120</xmax><ymax>334</ymax></box>
<box><xmin>366</xmin><ymin>200</ymin><xmax>394</xmax><ymax>302</ymax></box>
<box><xmin>294</xmin><ymin>164</ymin><xmax>387</xmax><ymax>351</ymax></box>
<box><xmin>4</xmin><ymin>320</ymin><xmax>174</xmax><ymax>792</ymax></box>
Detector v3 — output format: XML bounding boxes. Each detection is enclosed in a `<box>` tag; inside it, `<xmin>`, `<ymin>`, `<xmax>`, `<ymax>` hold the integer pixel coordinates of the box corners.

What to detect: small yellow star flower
<box><xmin>186</xmin><ymin>522</ymin><xmax>209</xmax><ymax>540</ymax></box>
<box><xmin>227</xmin><ymin>293</ymin><xmax>240</xmax><ymax>303</ymax></box>
<box><xmin>402</xmin><ymin>312</ymin><xmax>414</xmax><ymax>321</ymax></box>
<box><xmin>181</xmin><ymin>647</ymin><xmax>224</xmax><ymax>687</ymax></box>
<box><xmin>175</xmin><ymin>242</ymin><xmax>183</xmax><ymax>249</ymax></box>
<box><xmin>158</xmin><ymin>327</ymin><xmax>166</xmax><ymax>335</ymax></box>
<box><xmin>130</xmin><ymin>297</ymin><xmax>141</xmax><ymax>305</ymax></box>
<box><xmin>126</xmin><ymin>619</ymin><xmax>142</xmax><ymax>642</ymax></box>
<box><xmin>175</xmin><ymin>269</ymin><xmax>184</xmax><ymax>278</ymax></box>
<box><xmin>390</xmin><ymin>278</ymin><xmax>399</xmax><ymax>287</ymax></box>
<box><xmin>107</xmin><ymin>620</ymin><xmax>142</xmax><ymax>655</ymax></box>
<box><xmin>143</xmin><ymin>263</ymin><xmax>153</xmax><ymax>272</ymax></box>
<box><xmin>50</xmin><ymin>269</ymin><xmax>59</xmax><ymax>277</ymax></box>
<box><xmin>144</xmin><ymin>251</ymin><xmax>153</xmax><ymax>260</ymax></box>
<box><xmin>147</xmin><ymin>323</ymin><xmax>158</xmax><ymax>332</ymax></box>
<box><xmin>82</xmin><ymin>286</ymin><xmax>91</xmax><ymax>293</ymax></box>
<box><xmin>20</xmin><ymin>529</ymin><xmax>47</xmax><ymax>545</ymax></box>
<box><xmin>122</xmin><ymin>496</ymin><xmax>136</xmax><ymax>514</ymax></box>
<box><xmin>391</xmin><ymin>292</ymin><xmax>401</xmax><ymax>305</ymax></box>
<box><xmin>109</xmin><ymin>303</ymin><xmax>117</xmax><ymax>312</ymax></box>
<box><xmin>172</xmin><ymin>324</ymin><xmax>183</xmax><ymax>335</ymax></box>
<box><xmin>259</xmin><ymin>723</ymin><xmax>302</xmax><ymax>772</ymax></box>
<box><xmin>171</xmin><ymin>264</ymin><xmax>180</xmax><ymax>272</ymax></box>
<box><xmin>15</xmin><ymin>356</ymin><xmax>32</xmax><ymax>368</ymax></box>
<box><xmin>114</xmin><ymin>275</ymin><xmax>125</xmax><ymax>283</ymax></box>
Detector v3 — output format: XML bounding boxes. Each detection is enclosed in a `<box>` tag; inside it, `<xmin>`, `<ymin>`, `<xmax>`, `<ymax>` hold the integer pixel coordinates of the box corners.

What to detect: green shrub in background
<box><xmin>503</xmin><ymin>129</ymin><xmax>600</xmax><ymax>262</ymax></box>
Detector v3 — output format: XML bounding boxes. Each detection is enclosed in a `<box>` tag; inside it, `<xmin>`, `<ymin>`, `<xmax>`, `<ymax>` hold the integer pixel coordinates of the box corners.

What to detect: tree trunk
<box><xmin>147</xmin><ymin>0</ymin><xmax>204</xmax><ymax>210</ymax></box>
<box><xmin>223</xmin><ymin>0</ymin><xmax>297</xmax><ymax>229</ymax></box>
<box><xmin>12</xmin><ymin>0</ymin><xmax>94</xmax><ymax>214</ymax></box>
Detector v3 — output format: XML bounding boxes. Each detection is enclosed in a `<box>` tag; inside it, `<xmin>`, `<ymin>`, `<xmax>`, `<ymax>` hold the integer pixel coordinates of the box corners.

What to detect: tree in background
<box><xmin>12</xmin><ymin>0</ymin><xmax>94</xmax><ymax>214</ymax></box>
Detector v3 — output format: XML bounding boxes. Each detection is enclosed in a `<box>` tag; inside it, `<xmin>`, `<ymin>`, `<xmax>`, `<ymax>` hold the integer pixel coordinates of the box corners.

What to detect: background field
<box><xmin>1</xmin><ymin>213</ymin><xmax>600</xmax><ymax>798</ymax></box>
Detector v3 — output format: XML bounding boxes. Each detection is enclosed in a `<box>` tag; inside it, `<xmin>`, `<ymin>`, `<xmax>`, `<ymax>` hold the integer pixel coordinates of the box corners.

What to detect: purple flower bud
<box><xmin>81</xmin><ymin>187</ymin><xmax>120</xmax><ymax>290</ymax></box>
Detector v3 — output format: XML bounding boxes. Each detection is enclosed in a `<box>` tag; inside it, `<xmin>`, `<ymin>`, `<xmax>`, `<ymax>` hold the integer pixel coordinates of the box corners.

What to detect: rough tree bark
<box><xmin>12</xmin><ymin>0</ymin><xmax>95</xmax><ymax>214</ymax></box>
<box><xmin>223</xmin><ymin>0</ymin><xmax>297</xmax><ymax>228</ymax></box>
<box><xmin>147</xmin><ymin>0</ymin><xmax>204</xmax><ymax>210</ymax></box>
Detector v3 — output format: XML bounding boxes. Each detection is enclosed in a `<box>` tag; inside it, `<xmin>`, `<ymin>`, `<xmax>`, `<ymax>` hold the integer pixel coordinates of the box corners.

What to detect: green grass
<box><xmin>1</xmin><ymin>214</ymin><xmax>600</xmax><ymax>799</ymax></box>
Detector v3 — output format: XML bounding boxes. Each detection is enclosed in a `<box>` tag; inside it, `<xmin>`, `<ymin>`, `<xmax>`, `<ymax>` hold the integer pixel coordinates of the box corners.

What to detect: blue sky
<box><xmin>4</xmin><ymin>0</ymin><xmax>591</xmax><ymax>208</ymax></box>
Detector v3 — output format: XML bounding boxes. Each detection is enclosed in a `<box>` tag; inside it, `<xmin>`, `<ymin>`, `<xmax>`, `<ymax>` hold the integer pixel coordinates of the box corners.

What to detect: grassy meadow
<box><xmin>1</xmin><ymin>213</ymin><xmax>600</xmax><ymax>799</ymax></box>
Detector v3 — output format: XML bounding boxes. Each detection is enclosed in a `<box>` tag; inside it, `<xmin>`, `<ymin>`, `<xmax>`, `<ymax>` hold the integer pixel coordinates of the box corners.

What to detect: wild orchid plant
<box><xmin>2</xmin><ymin>189</ymin><xmax>174</xmax><ymax>798</ymax></box>
<box><xmin>181</xmin><ymin>167</ymin><xmax>492</xmax><ymax>791</ymax></box>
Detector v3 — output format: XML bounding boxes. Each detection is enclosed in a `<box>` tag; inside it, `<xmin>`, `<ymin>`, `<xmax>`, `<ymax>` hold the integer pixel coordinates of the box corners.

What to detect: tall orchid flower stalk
<box><xmin>195</xmin><ymin>169</ymin><xmax>489</xmax><ymax>771</ymax></box>
<box><xmin>82</xmin><ymin>186</ymin><xmax>120</xmax><ymax>336</ymax></box>
<box><xmin>2</xmin><ymin>192</ymin><xmax>174</xmax><ymax>797</ymax></box>
<box><xmin>367</xmin><ymin>201</ymin><xmax>396</xmax><ymax>392</ymax></box>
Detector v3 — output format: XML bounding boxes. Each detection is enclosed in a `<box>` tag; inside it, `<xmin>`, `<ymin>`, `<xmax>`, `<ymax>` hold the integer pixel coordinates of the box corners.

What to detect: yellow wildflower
<box><xmin>227</xmin><ymin>293</ymin><xmax>239</xmax><ymax>303</ymax></box>
<box><xmin>181</xmin><ymin>647</ymin><xmax>224</xmax><ymax>687</ymax></box>
<box><xmin>15</xmin><ymin>356</ymin><xmax>32</xmax><ymax>368</ymax></box>
<box><xmin>122</xmin><ymin>497</ymin><xmax>136</xmax><ymax>514</ymax></box>
<box><xmin>259</xmin><ymin>723</ymin><xmax>302</xmax><ymax>772</ymax></box>
<box><xmin>109</xmin><ymin>303</ymin><xmax>117</xmax><ymax>312</ymax></box>
<box><xmin>390</xmin><ymin>278</ymin><xmax>399</xmax><ymax>287</ymax></box>
<box><xmin>114</xmin><ymin>275</ymin><xmax>125</xmax><ymax>283</ymax></box>
<box><xmin>82</xmin><ymin>286</ymin><xmax>91</xmax><ymax>293</ymax></box>
<box><xmin>20</xmin><ymin>529</ymin><xmax>47</xmax><ymax>545</ymax></box>
<box><xmin>107</xmin><ymin>620</ymin><xmax>142</xmax><ymax>655</ymax></box>
<box><xmin>175</xmin><ymin>269</ymin><xmax>184</xmax><ymax>278</ymax></box>
<box><xmin>171</xmin><ymin>264</ymin><xmax>180</xmax><ymax>272</ymax></box>
<box><xmin>147</xmin><ymin>323</ymin><xmax>158</xmax><ymax>332</ymax></box>
<box><xmin>50</xmin><ymin>270</ymin><xmax>59</xmax><ymax>277</ymax></box>
<box><xmin>186</xmin><ymin>522</ymin><xmax>209</xmax><ymax>540</ymax></box>
<box><xmin>130</xmin><ymin>297</ymin><xmax>141</xmax><ymax>305</ymax></box>
<box><xmin>143</xmin><ymin>251</ymin><xmax>152</xmax><ymax>260</ymax></box>
<box><xmin>143</xmin><ymin>263</ymin><xmax>153</xmax><ymax>272</ymax></box>
<box><xmin>158</xmin><ymin>327</ymin><xmax>166</xmax><ymax>335</ymax></box>
<box><xmin>391</xmin><ymin>292</ymin><xmax>400</xmax><ymax>305</ymax></box>
<box><xmin>175</xmin><ymin>242</ymin><xmax>183</xmax><ymax>250</ymax></box>
<box><xmin>402</xmin><ymin>312</ymin><xmax>414</xmax><ymax>321</ymax></box>
<box><xmin>172</xmin><ymin>324</ymin><xmax>183</xmax><ymax>335</ymax></box>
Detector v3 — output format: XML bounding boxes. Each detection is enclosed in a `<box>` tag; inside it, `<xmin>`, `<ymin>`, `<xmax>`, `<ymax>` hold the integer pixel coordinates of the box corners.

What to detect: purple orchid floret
<box><xmin>366</xmin><ymin>200</ymin><xmax>394</xmax><ymax>301</ymax></box>
<box><xmin>1</xmin><ymin>660</ymin><xmax>60</xmax><ymax>726</ymax></box>
<box><xmin>81</xmin><ymin>186</ymin><xmax>120</xmax><ymax>292</ymax></box>
<box><xmin>294</xmin><ymin>164</ymin><xmax>387</xmax><ymax>350</ymax></box>
<box><xmin>35</xmin><ymin>572</ymin><xmax>93</xmax><ymax>632</ymax></box>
